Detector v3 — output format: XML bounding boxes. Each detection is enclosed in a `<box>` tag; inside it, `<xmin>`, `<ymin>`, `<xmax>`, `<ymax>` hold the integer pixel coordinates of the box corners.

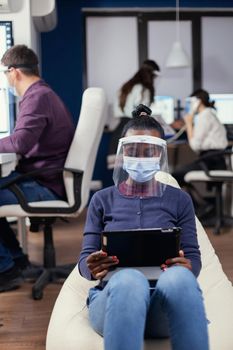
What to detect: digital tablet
<box><xmin>101</xmin><ymin>227</ymin><xmax>181</xmax><ymax>268</ymax></box>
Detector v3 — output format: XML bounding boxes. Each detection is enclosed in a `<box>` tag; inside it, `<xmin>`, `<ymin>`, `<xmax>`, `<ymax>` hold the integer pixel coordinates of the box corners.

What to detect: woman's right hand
<box><xmin>183</xmin><ymin>113</ymin><xmax>194</xmax><ymax>125</ymax></box>
<box><xmin>86</xmin><ymin>250</ymin><xmax>119</xmax><ymax>280</ymax></box>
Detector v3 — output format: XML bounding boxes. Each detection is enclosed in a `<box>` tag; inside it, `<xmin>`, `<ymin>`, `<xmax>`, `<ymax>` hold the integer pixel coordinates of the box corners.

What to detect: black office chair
<box><xmin>184</xmin><ymin>147</ymin><xmax>233</xmax><ymax>235</ymax></box>
<box><xmin>0</xmin><ymin>87</ymin><xmax>107</xmax><ymax>299</ymax></box>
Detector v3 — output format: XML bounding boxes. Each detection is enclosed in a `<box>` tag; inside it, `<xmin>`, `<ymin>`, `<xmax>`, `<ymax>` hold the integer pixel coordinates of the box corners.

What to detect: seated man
<box><xmin>0</xmin><ymin>45</ymin><xmax>75</xmax><ymax>292</ymax></box>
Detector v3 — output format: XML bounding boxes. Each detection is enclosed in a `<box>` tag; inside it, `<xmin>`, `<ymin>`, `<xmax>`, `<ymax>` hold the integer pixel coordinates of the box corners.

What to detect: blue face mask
<box><xmin>123</xmin><ymin>156</ymin><xmax>160</xmax><ymax>183</ymax></box>
<box><xmin>8</xmin><ymin>85</ymin><xmax>18</xmax><ymax>97</ymax></box>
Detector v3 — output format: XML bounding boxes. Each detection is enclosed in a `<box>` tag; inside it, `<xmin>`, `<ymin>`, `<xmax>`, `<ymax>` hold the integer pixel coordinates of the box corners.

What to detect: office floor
<box><xmin>0</xmin><ymin>210</ymin><xmax>233</xmax><ymax>350</ymax></box>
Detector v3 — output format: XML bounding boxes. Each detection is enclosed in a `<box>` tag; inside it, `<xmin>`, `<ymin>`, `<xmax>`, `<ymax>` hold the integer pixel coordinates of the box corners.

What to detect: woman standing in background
<box><xmin>108</xmin><ymin>59</ymin><xmax>160</xmax><ymax>158</ymax></box>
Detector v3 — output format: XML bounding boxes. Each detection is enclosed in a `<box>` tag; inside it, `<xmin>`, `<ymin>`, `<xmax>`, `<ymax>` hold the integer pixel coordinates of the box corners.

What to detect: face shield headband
<box><xmin>113</xmin><ymin>135</ymin><xmax>169</xmax><ymax>198</ymax></box>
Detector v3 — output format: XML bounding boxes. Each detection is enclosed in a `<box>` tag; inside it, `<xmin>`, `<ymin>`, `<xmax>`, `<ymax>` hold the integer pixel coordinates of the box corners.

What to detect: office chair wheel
<box><xmin>213</xmin><ymin>226</ymin><xmax>221</xmax><ymax>235</ymax></box>
<box><xmin>32</xmin><ymin>287</ymin><xmax>43</xmax><ymax>300</ymax></box>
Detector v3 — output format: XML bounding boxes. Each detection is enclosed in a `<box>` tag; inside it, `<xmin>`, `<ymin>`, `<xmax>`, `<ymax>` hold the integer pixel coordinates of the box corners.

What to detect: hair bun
<box><xmin>132</xmin><ymin>104</ymin><xmax>152</xmax><ymax>118</ymax></box>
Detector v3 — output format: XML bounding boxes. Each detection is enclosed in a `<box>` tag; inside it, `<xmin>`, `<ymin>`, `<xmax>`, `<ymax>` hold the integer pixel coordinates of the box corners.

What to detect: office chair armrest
<box><xmin>0</xmin><ymin>167</ymin><xmax>84</xmax><ymax>214</ymax></box>
<box><xmin>64</xmin><ymin>167</ymin><xmax>83</xmax><ymax>174</ymax></box>
<box><xmin>196</xmin><ymin>148</ymin><xmax>233</xmax><ymax>163</ymax></box>
<box><xmin>0</xmin><ymin>166</ymin><xmax>63</xmax><ymax>190</ymax></box>
<box><xmin>194</xmin><ymin>149</ymin><xmax>233</xmax><ymax>180</ymax></box>
<box><xmin>0</xmin><ymin>166</ymin><xmax>82</xmax><ymax>190</ymax></box>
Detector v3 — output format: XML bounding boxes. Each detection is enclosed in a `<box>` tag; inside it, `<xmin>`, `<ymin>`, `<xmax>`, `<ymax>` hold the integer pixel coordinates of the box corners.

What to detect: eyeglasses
<box><xmin>0</xmin><ymin>66</ymin><xmax>7</xmax><ymax>73</ymax></box>
<box><xmin>5</xmin><ymin>69</ymin><xmax>15</xmax><ymax>77</ymax></box>
<box><xmin>0</xmin><ymin>66</ymin><xmax>12</xmax><ymax>74</ymax></box>
<box><xmin>0</xmin><ymin>63</ymin><xmax>37</xmax><ymax>74</ymax></box>
<box><xmin>4</xmin><ymin>69</ymin><xmax>12</xmax><ymax>75</ymax></box>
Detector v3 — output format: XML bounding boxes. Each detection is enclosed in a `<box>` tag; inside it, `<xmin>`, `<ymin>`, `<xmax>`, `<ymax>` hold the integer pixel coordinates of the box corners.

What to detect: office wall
<box><xmin>202</xmin><ymin>17</ymin><xmax>233</xmax><ymax>93</ymax></box>
<box><xmin>41</xmin><ymin>0</ymin><xmax>233</xmax><ymax>123</ymax></box>
<box><xmin>41</xmin><ymin>0</ymin><xmax>233</xmax><ymax>186</ymax></box>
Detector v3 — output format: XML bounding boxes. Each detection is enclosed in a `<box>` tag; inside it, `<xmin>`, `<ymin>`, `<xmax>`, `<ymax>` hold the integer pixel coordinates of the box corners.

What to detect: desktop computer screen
<box><xmin>184</xmin><ymin>97</ymin><xmax>191</xmax><ymax>114</ymax></box>
<box><xmin>0</xmin><ymin>21</ymin><xmax>14</xmax><ymax>138</ymax></box>
<box><xmin>0</xmin><ymin>21</ymin><xmax>12</xmax><ymax>58</ymax></box>
<box><xmin>150</xmin><ymin>96</ymin><xmax>176</xmax><ymax>138</ymax></box>
<box><xmin>150</xmin><ymin>95</ymin><xmax>175</xmax><ymax>125</ymax></box>
<box><xmin>210</xmin><ymin>94</ymin><xmax>233</xmax><ymax>125</ymax></box>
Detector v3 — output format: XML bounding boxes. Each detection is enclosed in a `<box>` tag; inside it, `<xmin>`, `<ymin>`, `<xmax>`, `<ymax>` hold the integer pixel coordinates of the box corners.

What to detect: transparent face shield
<box><xmin>113</xmin><ymin>135</ymin><xmax>169</xmax><ymax>197</ymax></box>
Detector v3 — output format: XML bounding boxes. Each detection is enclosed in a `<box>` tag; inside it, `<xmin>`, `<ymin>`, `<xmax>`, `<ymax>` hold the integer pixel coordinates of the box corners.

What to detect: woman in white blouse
<box><xmin>173</xmin><ymin>89</ymin><xmax>228</xmax><ymax>188</ymax></box>
<box><xmin>108</xmin><ymin>60</ymin><xmax>160</xmax><ymax>156</ymax></box>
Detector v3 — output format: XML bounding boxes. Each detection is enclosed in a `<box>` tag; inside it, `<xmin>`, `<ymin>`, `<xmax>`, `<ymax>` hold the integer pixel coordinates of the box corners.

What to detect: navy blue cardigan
<box><xmin>78</xmin><ymin>184</ymin><xmax>201</xmax><ymax>280</ymax></box>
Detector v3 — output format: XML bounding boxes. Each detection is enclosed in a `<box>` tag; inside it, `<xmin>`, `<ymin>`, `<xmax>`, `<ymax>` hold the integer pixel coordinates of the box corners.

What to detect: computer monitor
<box><xmin>184</xmin><ymin>97</ymin><xmax>191</xmax><ymax>114</ymax></box>
<box><xmin>0</xmin><ymin>21</ymin><xmax>14</xmax><ymax>138</ymax></box>
<box><xmin>150</xmin><ymin>95</ymin><xmax>175</xmax><ymax>125</ymax></box>
<box><xmin>210</xmin><ymin>94</ymin><xmax>233</xmax><ymax>125</ymax></box>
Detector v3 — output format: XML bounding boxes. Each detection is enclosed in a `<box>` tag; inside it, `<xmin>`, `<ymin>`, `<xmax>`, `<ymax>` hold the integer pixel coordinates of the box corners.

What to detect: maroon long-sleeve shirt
<box><xmin>0</xmin><ymin>79</ymin><xmax>75</xmax><ymax>198</ymax></box>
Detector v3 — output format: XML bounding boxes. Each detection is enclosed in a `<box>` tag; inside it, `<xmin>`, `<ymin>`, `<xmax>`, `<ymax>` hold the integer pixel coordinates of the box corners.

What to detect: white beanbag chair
<box><xmin>46</xmin><ymin>173</ymin><xmax>233</xmax><ymax>350</ymax></box>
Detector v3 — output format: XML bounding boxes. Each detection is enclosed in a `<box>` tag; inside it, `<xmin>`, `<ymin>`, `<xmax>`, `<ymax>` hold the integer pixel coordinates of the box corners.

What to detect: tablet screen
<box><xmin>101</xmin><ymin>227</ymin><xmax>181</xmax><ymax>267</ymax></box>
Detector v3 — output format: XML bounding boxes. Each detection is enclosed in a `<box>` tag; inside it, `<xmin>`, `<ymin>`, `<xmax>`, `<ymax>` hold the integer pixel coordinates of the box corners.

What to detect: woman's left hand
<box><xmin>162</xmin><ymin>250</ymin><xmax>192</xmax><ymax>271</ymax></box>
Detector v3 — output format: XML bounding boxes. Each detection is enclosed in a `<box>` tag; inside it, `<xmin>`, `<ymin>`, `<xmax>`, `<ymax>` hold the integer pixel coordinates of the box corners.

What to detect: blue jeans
<box><xmin>88</xmin><ymin>267</ymin><xmax>209</xmax><ymax>350</ymax></box>
<box><xmin>0</xmin><ymin>171</ymin><xmax>60</xmax><ymax>273</ymax></box>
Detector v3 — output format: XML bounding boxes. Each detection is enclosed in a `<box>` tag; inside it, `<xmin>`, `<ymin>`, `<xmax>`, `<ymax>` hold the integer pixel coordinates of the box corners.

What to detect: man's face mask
<box><xmin>123</xmin><ymin>156</ymin><xmax>160</xmax><ymax>183</ymax></box>
<box><xmin>6</xmin><ymin>75</ymin><xmax>18</xmax><ymax>96</ymax></box>
<box><xmin>8</xmin><ymin>85</ymin><xmax>18</xmax><ymax>97</ymax></box>
<box><xmin>1</xmin><ymin>66</ymin><xmax>19</xmax><ymax>97</ymax></box>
